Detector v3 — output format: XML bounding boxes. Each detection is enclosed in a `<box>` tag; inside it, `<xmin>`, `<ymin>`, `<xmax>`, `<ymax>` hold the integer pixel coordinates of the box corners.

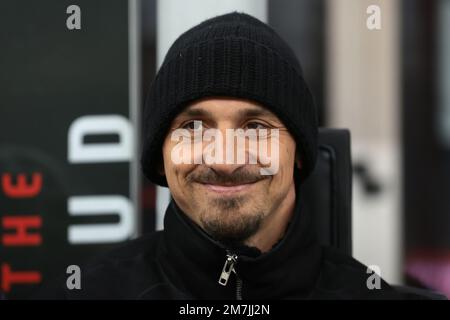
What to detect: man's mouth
<box><xmin>196</xmin><ymin>179</ymin><xmax>265</xmax><ymax>194</ymax></box>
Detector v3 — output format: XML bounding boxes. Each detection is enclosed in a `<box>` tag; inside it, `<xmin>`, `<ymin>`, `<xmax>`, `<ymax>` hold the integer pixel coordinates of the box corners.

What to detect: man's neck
<box><xmin>243</xmin><ymin>183</ymin><xmax>296</xmax><ymax>252</ymax></box>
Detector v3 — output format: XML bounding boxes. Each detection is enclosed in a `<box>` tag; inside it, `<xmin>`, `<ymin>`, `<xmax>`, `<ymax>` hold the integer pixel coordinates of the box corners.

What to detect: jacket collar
<box><xmin>160</xmin><ymin>174</ymin><xmax>323</xmax><ymax>299</ymax></box>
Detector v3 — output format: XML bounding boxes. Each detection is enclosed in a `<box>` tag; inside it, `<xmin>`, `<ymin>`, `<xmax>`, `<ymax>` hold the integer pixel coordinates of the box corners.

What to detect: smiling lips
<box><xmin>199</xmin><ymin>180</ymin><xmax>263</xmax><ymax>194</ymax></box>
<box><xmin>203</xmin><ymin>183</ymin><xmax>252</xmax><ymax>194</ymax></box>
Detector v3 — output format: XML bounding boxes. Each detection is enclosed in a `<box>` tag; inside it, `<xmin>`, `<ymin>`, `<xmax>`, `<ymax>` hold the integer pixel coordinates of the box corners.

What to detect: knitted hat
<box><xmin>141</xmin><ymin>12</ymin><xmax>318</xmax><ymax>187</ymax></box>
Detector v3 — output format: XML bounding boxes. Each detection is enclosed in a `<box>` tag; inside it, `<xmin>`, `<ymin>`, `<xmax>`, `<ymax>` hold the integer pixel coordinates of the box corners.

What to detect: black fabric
<box><xmin>141</xmin><ymin>12</ymin><xmax>318</xmax><ymax>186</ymax></box>
<box><xmin>33</xmin><ymin>173</ymin><xmax>416</xmax><ymax>300</ymax></box>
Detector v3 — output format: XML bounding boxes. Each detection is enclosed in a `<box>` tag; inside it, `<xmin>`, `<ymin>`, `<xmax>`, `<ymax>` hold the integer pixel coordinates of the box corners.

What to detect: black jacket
<box><xmin>36</xmin><ymin>183</ymin><xmax>419</xmax><ymax>300</ymax></box>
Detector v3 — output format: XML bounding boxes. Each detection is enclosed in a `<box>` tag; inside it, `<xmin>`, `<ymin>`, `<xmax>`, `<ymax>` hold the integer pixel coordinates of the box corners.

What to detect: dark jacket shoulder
<box><xmin>32</xmin><ymin>231</ymin><xmax>184</xmax><ymax>299</ymax></box>
<box><xmin>310</xmin><ymin>246</ymin><xmax>432</xmax><ymax>300</ymax></box>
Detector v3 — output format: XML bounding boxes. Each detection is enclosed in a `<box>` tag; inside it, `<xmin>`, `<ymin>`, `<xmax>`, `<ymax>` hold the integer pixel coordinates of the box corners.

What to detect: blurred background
<box><xmin>1</xmin><ymin>0</ymin><xmax>450</xmax><ymax>299</ymax></box>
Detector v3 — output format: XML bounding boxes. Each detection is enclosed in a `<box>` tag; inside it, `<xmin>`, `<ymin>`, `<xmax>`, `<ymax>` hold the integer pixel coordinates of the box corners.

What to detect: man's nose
<box><xmin>200</xmin><ymin>126</ymin><xmax>249</xmax><ymax>175</ymax></box>
<box><xmin>205</xmin><ymin>162</ymin><xmax>245</xmax><ymax>177</ymax></box>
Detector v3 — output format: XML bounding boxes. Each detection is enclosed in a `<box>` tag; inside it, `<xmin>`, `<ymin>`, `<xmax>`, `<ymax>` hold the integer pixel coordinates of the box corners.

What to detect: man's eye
<box><xmin>245</xmin><ymin>122</ymin><xmax>267</xmax><ymax>130</ymax></box>
<box><xmin>182</xmin><ymin>120</ymin><xmax>202</xmax><ymax>130</ymax></box>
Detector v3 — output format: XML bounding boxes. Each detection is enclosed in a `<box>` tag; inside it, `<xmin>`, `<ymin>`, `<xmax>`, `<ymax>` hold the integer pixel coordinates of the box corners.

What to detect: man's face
<box><xmin>161</xmin><ymin>98</ymin><xmax>298</xmax><ymax>245</ymax></box>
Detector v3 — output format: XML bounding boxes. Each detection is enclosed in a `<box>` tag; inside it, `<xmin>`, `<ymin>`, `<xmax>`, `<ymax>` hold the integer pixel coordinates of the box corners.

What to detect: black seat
<box><xmin>302</xmin><ymin>128</ymin><xmax>352</xmax><ymax>255</ymax></box>
<box><xmin>302</xmin><ymin>128</ymin><xmax>447</xmax><ymax>300</ymax></box>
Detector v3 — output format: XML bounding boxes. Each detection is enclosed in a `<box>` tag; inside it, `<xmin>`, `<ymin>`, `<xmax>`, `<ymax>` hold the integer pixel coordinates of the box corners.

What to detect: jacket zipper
<box><xmin>218</xmin><ymin>252</ymin><xmax>243</xmax><ymax>300</ymax></box>
<box><xmin>235</xmin><ymin>275</ymin><xmax>243</xmax><ymax>300</ymax></box>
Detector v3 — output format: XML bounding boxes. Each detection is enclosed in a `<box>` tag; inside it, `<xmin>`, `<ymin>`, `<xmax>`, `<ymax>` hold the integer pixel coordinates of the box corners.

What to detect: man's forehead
<box><xmin>177</xmin><ymin>98</ymin><xmax>279</xmax><ymax>120</ymax></box>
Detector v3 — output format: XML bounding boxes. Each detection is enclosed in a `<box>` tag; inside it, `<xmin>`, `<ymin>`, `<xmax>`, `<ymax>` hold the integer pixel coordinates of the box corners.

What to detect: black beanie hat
<box><xmin>141</xmin><ymin>12</ymin><xmax>318</xmax><ymax>187</ymax></box>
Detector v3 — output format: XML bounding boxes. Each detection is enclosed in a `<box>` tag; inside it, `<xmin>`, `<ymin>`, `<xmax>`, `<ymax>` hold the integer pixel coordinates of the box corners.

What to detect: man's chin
<box><xmin>199</xmin><ymin>207</ymin><xmax>265</xmax><ymax>243</ymax></box>
<box><xmin>201</xmin><ymin>218</ymin><xmax>261</xmax><ymax>244</ymax></box>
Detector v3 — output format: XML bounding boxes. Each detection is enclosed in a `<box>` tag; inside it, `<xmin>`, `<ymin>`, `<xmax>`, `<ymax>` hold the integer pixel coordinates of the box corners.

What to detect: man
<box><xmin>38</xmin><ymin>12</ymin><xmax>420</xmax><ymax>300</ymax></box>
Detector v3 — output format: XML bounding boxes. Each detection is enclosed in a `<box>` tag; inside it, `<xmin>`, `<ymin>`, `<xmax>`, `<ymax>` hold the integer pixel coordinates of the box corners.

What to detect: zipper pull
<box><xmin>218</xmin><ymin>253</ymin><xmax>237</xmax><ymax>286</ymax></box>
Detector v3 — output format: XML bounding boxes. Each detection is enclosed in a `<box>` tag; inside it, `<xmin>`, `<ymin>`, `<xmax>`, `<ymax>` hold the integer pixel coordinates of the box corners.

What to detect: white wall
<box><xmin>326</xmin><ymin>0</ymin><xmax>402</xmax><ymax>283</ymax></box>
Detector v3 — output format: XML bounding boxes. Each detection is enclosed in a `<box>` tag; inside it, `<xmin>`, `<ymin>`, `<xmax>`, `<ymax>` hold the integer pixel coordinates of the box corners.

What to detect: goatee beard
<box><xmin>200</xmin><ymin>196</ymin><xmax>264</xmax><ymax>246</ymax></box>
